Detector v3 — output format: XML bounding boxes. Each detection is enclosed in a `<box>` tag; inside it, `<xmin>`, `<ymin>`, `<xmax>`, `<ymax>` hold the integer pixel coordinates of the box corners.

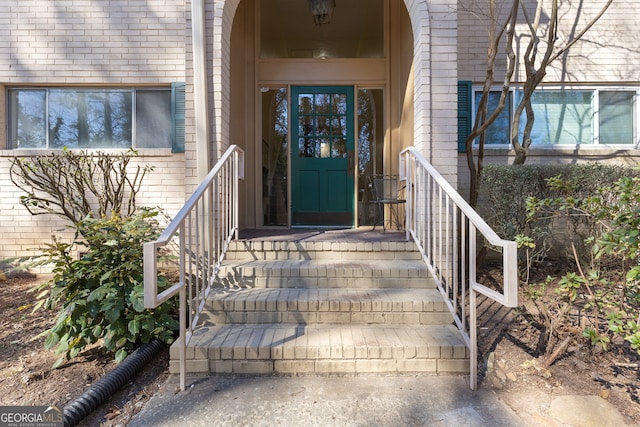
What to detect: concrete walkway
<box><xmin>129</xmin><ymin>374</ymin><xmax>525</xmax><ymax>427</ymax></box>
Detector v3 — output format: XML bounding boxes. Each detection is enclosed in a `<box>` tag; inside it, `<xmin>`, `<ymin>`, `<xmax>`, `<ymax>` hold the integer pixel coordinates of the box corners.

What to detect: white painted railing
<box><xmin>400</xmin><ymin>147</ymin><xmax>518</xmax><ymax>390</ymax></box>
<box><xmin>144</xmin><ymin>145</ymin><xmax>244</xmax><ymax>391</ymax></box>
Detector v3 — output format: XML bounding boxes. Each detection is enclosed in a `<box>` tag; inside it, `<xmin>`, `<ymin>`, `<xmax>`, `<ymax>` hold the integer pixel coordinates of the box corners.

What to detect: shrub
<box><xmin>7</xmin><ymin>149</ymin><xmax>177</xmax><ymax>367</ymax></box>
<box><xmin>31</xmin><ymin>209</ymin><xmax>178</xmax><ymax>367</ymax></box>
<box><xmin>520</xmin><ymin>170</ymin><xmax>640</xmax><ymax>359</ymax></box>
<box><xmin>482</xmin><ymin>163</ymin><xmax>639</xmax><ymax>265</ymax></box>
<box><xmin>9</xmin><ymin>148</ymin><xmax>151</xmax><ymax>225</ymax></box>
<box><xmin>590</xmin><ymin>175</ymin><xmax>640</xmax><ymax>353</ymax></box>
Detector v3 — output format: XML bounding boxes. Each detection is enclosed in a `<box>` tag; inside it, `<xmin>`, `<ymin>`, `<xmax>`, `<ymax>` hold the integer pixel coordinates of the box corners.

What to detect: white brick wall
<box><xmin>458</xmin><ymin>0</ymin><xmax>640</xmax><ymax>84</ymax></box>
<box><xmin>410</xmin><ymin>0</ymin><xmax>459</xmax><ymax>188</ymax></box>
<box><xmin>0</xmin><ymin>0</ymin><xmax>186</xmax><ymax>83</ymax></box>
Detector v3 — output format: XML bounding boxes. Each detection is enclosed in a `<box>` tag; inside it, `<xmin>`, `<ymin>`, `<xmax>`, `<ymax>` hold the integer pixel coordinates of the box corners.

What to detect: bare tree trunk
<box><xmin>465</xmin><ymin>0</ymin><xmax>518</xmax><ymax>207</ymax></box>
<box><xmin>511</xmin><ymin>0</ymin><xmax>613</xmax><ymax>165</ymax></box>
<box><xmin>464</xmin><ymin>0</ymin><xmax>613</xmax><ymax>193</ymax></box>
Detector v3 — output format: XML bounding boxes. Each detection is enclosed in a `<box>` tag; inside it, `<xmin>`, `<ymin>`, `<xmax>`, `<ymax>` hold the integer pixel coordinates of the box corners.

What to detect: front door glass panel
<box><xmin>297</xmin><ymin>93</ymin><xmax>347</xmax><ymax>159</ymax></box>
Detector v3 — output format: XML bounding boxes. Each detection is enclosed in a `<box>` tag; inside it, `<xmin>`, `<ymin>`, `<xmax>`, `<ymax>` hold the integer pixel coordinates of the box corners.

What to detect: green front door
<box><xmin>291</xmin><ymin>86</ymin><xmax>355</xmax><ymax>226</ymax></box>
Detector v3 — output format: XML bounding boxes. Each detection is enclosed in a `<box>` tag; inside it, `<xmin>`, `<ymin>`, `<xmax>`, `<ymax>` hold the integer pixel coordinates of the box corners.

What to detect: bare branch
<box><xmin>549</xmin><ymin>0</ymin><xmax>614</xmax><ymax>63</ymax></box>
<box><xmin>9</xmin><ymin>150</ymin><xmax>151</xmax><ymax>227</ymax></box>
<box><xmin>465</xmin><ymin>0</ymin><xmax>519</xmax><ymax>207</ymax></box>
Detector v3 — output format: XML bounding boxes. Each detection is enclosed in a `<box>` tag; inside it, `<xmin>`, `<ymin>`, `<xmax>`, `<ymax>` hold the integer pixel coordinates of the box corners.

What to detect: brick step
<box><xmin>225</xmin><ymin>240</ymin><xmax>421</xmax><ymax>261</ymax></box>
<box><xmin>204</xmin><ymin>288</ymin><xmax>453</xmax><ymax>325</ymax></box>
<box><xmin>214</xmin><ymin>259</ymin><xmax>434</xmax><ymax>289</ymax></box>
<box><xmin>171</xmin><ymin>324</ymin><xmax>469</xmax><ymax>375</ymax></box>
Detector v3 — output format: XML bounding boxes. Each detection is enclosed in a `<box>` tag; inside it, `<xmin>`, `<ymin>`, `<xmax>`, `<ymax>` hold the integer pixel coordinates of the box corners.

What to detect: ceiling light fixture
<box><xmin>308</xmin><ymin>0</ymin><xmax>336</xmax><ymax>26</ymax></box>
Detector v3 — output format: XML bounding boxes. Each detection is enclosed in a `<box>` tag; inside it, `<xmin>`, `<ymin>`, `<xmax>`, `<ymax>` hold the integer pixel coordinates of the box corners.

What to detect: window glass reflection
<box><xmin>297</xmin><ymin>92</ymin><xmax>349</xmax><ymax>158</ymax></box>
<box><xmin>332</xmin><ymin>138</ymin><xmax>346</xmax><ymax>157</ymax></box>
<box><xmin>7</xmin><ymin>88</ymin><xmax>170</xmax><ymax>149</ymax></box>
<box><xmin>8</xmin><ymin>90</ymin><xmax>46</xmax><ymax>148</ymax></box>
<box><xmin>357</xmin><ymin>88</ymin><xmax>384</xmax><ymax>226</ymax></box>
<box><xmin>517</xmin><ymin>91</ymin><xmax>593</xmax><ymax>145</ymax></box>
<box><xmin>600</xmin><ymin>91</ymin><xmax>634</xmax><ymax>144</ymax></box>
<box><xmin>262</xmin><ymin>88</ymin><xmax>289</xmax><ymax>226</ymax></box>
<box><xmin>474</xmin><ymin>91</ymin><xmax>511</xmax><ymax>145</ymax></box>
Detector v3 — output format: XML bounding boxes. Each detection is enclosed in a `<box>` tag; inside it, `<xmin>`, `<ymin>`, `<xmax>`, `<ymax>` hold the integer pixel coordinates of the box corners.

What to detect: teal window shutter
<box><xmin>458</xmin><ymin>81</ymin><xmax>472</xmax><ymax>153</ymax></box>
<box><xmin>171</xmin><ymin>82</ymin><xmax>186</xmax><ymax>153</ymax></box>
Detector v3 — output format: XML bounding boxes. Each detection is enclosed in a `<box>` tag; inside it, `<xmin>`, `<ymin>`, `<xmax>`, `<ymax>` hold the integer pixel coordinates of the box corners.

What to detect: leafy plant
<box><xmin>583</xmin><ymin>328</ymin><xmax>609</xmax><ymax>351</ymax></box>
<box><xmin>558</xmin><ymin>272</ymin><xmax>584</xmax><ymax>303</ymax></box>
<box><xmin>6</xmin><ymin>149</ymin><xmax>177</xmax><ymax>367</ymax></box>
<box><xmin>30</xmin><ymin>210</ymin><xmax>177</xmax><ymax>367</ymax></box>
<box><xmin>608</xmin><ymin>313</ymin><xmax>640</xmax><ymax>353</ymax></box>
<box><xmin>520</xmin><ymin>169</ymin><xmax>640</xmax><ymax>358</ymax></box>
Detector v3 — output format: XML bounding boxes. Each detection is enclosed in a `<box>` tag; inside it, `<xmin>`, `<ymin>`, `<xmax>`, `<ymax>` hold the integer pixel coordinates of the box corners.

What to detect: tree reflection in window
<box><xmin>297</xmin><ymin>92</ymin><xmax>347</xmax><ymax>158</ymax></box>
<box><xmin>262</xmin><ymin>88</ymin><xmax>289</xmax><ymax>226</ymax></box>
<box><xmin>8</xmin><ymin>88</ymin><xmax>170</xmax><ymax>149</ymax></box>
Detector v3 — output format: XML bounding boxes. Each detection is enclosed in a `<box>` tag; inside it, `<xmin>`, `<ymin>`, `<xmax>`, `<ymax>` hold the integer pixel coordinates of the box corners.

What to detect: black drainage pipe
<box><xmin>63</xmin><ymin>339</ymin><xmax>165</xmax><ymax>427</ymax></box>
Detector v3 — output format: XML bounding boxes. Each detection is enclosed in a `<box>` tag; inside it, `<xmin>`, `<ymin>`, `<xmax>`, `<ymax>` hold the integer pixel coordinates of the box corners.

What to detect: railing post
<box><xmin>143</xmin><ymin>242</ymin><xmax>157</xmax><ymax>309</ymax></box>
<box><xmin>179</xmin><ymin>286</ymin><xmax>186</xmax><ymax>391</ymax></box>
<box><xmin>233</xmin><ymin>151</ymin><xmax>239</xmax><ymax>240</ymax></box>
<box><xmin>469</xmin><ymin>224</ymin><xmax>478</xmax><ymax>391</ymax></box>
<box><xmin>470</xmin><ymin>286</ymin><xmax>478</xmax><ymax>390</ymax></box>
<box><xmin>502</xmin><ymin>240</ymin><xmax>519</xmax><ymax>307</ymax></box>
<box><xmin>400</xmin><ymin>151</ymin><xmax>412</xmax><ymax>241</ymax></box>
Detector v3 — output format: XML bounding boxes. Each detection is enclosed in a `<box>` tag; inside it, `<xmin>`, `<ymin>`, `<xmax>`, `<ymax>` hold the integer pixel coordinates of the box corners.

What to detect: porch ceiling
<box><xmin>260</xmin><ymin>0</ymin><xmax>384</xmax><ymax>59</ymax></box>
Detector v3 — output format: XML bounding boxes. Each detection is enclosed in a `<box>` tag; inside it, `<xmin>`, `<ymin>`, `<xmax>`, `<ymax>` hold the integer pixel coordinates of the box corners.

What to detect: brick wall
<box><xmin>0</xmin><ymin>0</ymin><xmax>187</xmax><ymax>260</ymax></box>
<box><xmin>428</xmin><ymin>0</ymin><xmax>459</xmax><ymax>187</ymax></box>
<box><xmin>402</xmin><ymin>0</ymin><xmax>459</xmax><ymax>188</ymax></box>
<box><xmin>0</xmin><ymin>0</ymin><xmax>186</xmax><ymax>83</ymax></box>
<box><xmin>0</xmin><ymin>151</ymin><xmax>186</xmax><ymax>262</ymax></box>
<box><xmin>458</xmin><ymin>0</ymin><xmax>640</xmax><ymax>84</ymax></box>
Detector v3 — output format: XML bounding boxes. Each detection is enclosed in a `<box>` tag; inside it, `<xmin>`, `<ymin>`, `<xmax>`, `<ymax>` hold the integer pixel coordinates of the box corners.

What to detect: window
<box><xmin>519</xmin><ymin>90</ymin><xmax>594</xmax><ymax>145</ymax></box>
<box><xmin>474</xmin><ymin>90</ymin><xmax>512</xmax><ymax>145</ymax></box>
<box><xmin>599</xmin><ymin>91</ymin><xmax>634</xmax><ymax>145</ymax></box>
<box><xmin>296</xmin><ymin>92</ymin><xmax>348</xmax><ymax>158</ymax></box>
<box><xmin>261</xmin><ymin>87</ymin><xmax>288</xmax><ymax>226</ymax></box>
<box><xmin>7</xmin><ymin>86</ymin><xmax>184</xmax><ymax>150</ymax></box>
<box><xmin>464</xmin><ymin>86</ymin><xmax>639</xmax><ymax>147</ymax></box>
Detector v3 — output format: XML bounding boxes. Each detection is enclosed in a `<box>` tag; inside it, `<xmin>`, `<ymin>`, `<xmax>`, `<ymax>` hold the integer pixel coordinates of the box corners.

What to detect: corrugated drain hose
<box><xmin>63</xmin><ymin>339</ymin><xmax>165</xmax><ymax>427</ymax></box>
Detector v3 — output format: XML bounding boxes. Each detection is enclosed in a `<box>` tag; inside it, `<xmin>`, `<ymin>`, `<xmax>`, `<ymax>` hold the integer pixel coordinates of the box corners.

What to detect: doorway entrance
<box><xmin>291</xmin><ymin>86</ymin><xmax>355</xmax><ymax>226</ymax></box>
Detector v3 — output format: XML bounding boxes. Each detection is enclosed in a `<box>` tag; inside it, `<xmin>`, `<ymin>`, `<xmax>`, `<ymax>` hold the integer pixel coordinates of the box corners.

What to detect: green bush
<box><xmin>519</xmin><ymin>170</ymin><xmax>640</xmax><ymax>357</ymax></box>
<box><xmin>6</xmin><ymin>149</ymin><xmax>177</xmax><ymax>367</ymax></box>
<box><xmin>590</xmin><ymin>175</ymin><xmax>640</xmax><ymax>353</ymax></box>
<box><xmin>482</xmin><ymin>163</ymin><xmax>639</xmax><ymax>263</ymax></box>
<box><xmin>31</xmin><ymin>209</ymin><xmax>178</xmax><ymax>367</ymax></box>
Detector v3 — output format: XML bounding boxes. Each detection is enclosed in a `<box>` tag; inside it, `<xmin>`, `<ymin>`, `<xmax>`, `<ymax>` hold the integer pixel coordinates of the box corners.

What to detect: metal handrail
<box><xmin>143</xmin><ymin>145</ymin><xmax>244</xmax><ymax>391</ymax></box>
<box><xmin>400</xmin><ymin>147</ymin><xmax>517</xmax><ymax>390</ymax></box>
